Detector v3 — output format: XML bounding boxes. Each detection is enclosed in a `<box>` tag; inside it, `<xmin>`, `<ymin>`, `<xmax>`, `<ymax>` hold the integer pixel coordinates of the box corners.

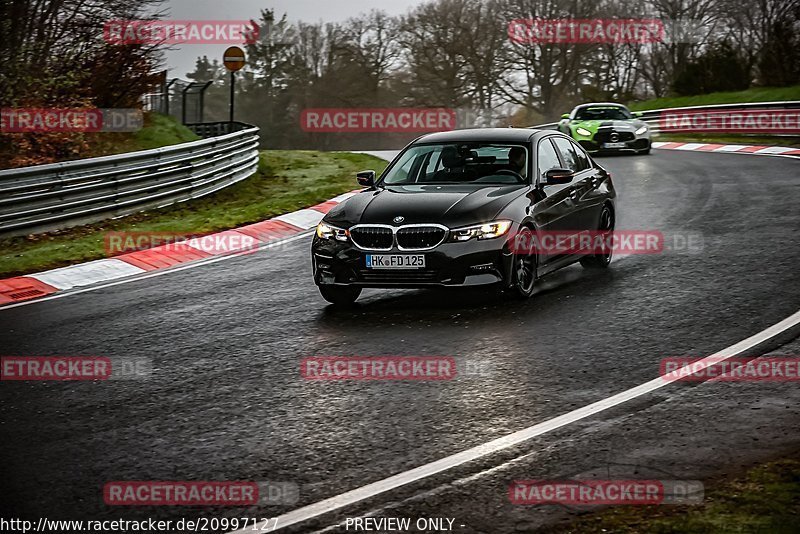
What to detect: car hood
<box><xmin>325</xmin><ymin>184</ymin><xmax>528</xmax><ymax>228</ymax></box>
<box><xmin>574</xmin><ymin>119</ymin><xmax>645</xmax><ymax>131</ymax></box>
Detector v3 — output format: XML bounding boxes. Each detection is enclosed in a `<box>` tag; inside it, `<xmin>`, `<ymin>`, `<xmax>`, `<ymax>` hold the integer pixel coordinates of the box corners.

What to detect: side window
<box><xmin>570</xmin><ymin>140</ymin><xmax>592</xmax><ymax>171</ymax></box>
<box><xmin>552</xmin><ymin>137</ymin><xmax>580</xmax><ymax>172</ymax></box>
<box><xmin>537</xmin><ymin>138</ymin><xmax>562</xmax><ymax>180</ymax></box>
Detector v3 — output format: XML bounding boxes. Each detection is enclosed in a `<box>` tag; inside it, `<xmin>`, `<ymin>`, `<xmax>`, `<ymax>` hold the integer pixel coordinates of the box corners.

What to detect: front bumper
<box><xmin>312</xmin><ymin>236</ymin><xmax>515</xmax><ymax>289</ymax></box>
<box><xmin>577</xmin><ymin>136</ymin><xmax>650</xmax><ymax>153</ymax></box>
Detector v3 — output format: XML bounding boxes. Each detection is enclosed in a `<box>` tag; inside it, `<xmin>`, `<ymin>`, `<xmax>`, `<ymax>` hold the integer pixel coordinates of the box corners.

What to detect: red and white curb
<box><xmin>652</xmin><ymin>141</ymin><xmax>800</xmax><ymax>157</ymax></box>
<box><xmin>0</xmin><ymin>192</ymin><xmax>359</xmax><ymax>306</ymax></box>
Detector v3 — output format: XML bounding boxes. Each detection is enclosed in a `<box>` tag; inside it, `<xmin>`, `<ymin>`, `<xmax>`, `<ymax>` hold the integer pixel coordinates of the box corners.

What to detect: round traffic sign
<box><xmin>223</xmin><ymin>46</ymin><xmax>246</xmax><ymax>72</ymax></box>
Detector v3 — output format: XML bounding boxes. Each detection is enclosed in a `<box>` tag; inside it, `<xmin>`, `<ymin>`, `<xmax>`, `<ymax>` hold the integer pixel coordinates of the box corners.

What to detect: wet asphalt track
<box><xmin>1</xmin><ymin>149</ymin><xmax>799</xmax><ymax>532</ymax></box>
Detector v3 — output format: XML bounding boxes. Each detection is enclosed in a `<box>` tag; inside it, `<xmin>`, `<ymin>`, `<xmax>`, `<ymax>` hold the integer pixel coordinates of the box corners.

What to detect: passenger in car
<box><xmin>508</xmin><ymin>146</ymin><xmax>527</xmax><ymax>177</ymax></box>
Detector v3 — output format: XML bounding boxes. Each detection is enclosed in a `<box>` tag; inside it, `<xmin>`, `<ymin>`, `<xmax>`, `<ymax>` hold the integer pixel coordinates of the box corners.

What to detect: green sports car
<box><xmin>558</xmin><ymin>103</ymin><xmax>651</xmax><ymax>155</ymax></box>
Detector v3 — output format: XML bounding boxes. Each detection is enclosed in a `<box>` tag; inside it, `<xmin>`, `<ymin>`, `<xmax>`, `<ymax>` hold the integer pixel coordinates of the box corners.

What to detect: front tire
<box><xmin>318</xmin><ymin>285</ymin><xmax>362</xmax><ymax>306</ymax></box>
<box><xmin>508</xmin><ymin>226</ymin><xmax>537</xmax><ymax>299</ymax></box>
<box><xmin>580</xmin><ymin>205</ymin><xmax>614</xmax><ymax>269</ymax></box>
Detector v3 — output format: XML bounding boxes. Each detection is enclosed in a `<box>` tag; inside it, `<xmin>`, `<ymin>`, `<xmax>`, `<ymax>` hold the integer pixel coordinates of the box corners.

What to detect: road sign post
<box><xmin>229</xmin><ymin>71</ymin><xmax>235</xmax><ymax>123</ymax></box>
<box><xmin>223</xmin><ymin>46</ymin><xmax>246</xmax><ymax>127</ymax></box>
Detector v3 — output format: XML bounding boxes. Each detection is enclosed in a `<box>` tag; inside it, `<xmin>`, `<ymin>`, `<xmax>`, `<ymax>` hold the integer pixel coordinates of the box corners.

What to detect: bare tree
<box><xmin>498</xmin><ymin>0</ymin><xmax>603</xmax><ymax>120</ymax></box>
<box><xmin>639</xmin><ymin>0</ymin><xmax>722</xmax><ymax>97</ymax></box>
<box><xmin>337</xmin><ymin>11</ymin><xmax>402</xmax><ymax>97</ymax></box>
<box><xmin>719</xmin><ymin>0</ymin><xmax>800</xmax><ymax>80</ymax></box>
<box><xmin>396</xmin><ymin>0</ymin><xmax>474</xmax><ymax>108</ymax></box>
<box><xmin>0</xmin><ymin>0</ymin><xmax>165</xmax><ymax>106</ymax></box>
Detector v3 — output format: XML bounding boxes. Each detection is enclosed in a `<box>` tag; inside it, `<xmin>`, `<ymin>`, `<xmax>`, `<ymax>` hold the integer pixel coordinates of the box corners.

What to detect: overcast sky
<box><xmin>163</xmin><ymin>0</ymin><xmax>424</xmax><ymax>78</ymax></box>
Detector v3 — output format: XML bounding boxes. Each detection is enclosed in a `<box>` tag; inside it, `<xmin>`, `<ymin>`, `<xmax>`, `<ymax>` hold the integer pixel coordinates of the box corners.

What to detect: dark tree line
<box><xmin>1</xmin><ymin>0</ymin><xmax>798</xmax><ymax>160</ymax></box>
<box><xmin>186</xmin><ymin>0</ymin><xmax>800</xmax><ymax>149</ymax></box>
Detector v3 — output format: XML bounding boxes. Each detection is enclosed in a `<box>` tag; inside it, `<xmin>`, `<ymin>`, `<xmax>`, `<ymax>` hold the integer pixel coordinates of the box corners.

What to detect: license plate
<box><xmin>366</xmin><ymin>254</ymin><xmax>425</xmax><ymax>269</ymax></box>
<box><xmin>603</xmin><ymin>142</ymin><xmax>626</xmax><ymax>148</ymax></box>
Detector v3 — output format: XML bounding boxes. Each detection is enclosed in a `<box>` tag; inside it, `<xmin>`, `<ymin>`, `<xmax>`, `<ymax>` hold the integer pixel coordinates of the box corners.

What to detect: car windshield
<box><xmin>381</xmin><ymin>143</ymin><xmax>529</xmax><ymax>185</ymax></box>
<box><xmin>575</xmin><ymin>106</ymin><xmax>633</xmax><ymax>120</ymax></box>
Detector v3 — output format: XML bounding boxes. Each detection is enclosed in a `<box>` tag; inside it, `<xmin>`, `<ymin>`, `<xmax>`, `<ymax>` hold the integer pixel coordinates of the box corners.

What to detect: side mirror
<box><xmin>632</xmin><ymin>111</ymin><xmax>642</xmax><ymax>118</ymax></box>
<box><xmin>560</xmin><ymin>113</ymin><xmax>570</xmax><ymax>120</ymax></box>
<box><xmin>357</xmin><ymin>170</ymin><xmax>376</xmax><ymax>187</ymax></box>
<box><xmin>542</xmin><ymin>168</ymin><xmax>574</xmax><ymax>186</ymax></box>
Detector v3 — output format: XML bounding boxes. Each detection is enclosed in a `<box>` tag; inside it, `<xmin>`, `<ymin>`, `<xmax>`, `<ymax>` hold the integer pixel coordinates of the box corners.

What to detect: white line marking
<box><xmin>275</xmin><ymin>209</ymin><xmax>326</xmax><ymax>229</ymax></box>
<box><xmin>674</xmin><ymin>143</ymin><xmax>707</xmax><ymax>151</ymax></box>
<box><xmin>0</xmin><ymin>231</ymin><xmax>314</xmax><ymax>311</ymax></box>
<box><xmin>715</xmin><ymin>145</ymin><xmax>747</xmax><ymax>152</ymax></box>
<box><xmin>754</xmin><ymin>146</ymin><xmax>795</xmax><ymax>154</ymax></box>
<box><xmin>28</xmin><ymin>259</ymin><xmax>147</xmax><ymax>290</ymax></box>
<box><xmin>231</xmin><ymin>309</ymin><xmax>800</xmax><ymax>533</ymax></box>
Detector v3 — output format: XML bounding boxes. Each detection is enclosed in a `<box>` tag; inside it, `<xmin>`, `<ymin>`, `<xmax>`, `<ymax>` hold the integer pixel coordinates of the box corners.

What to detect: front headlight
<box><xmin>635</xmin><ymin>126</ymin><xmax>648</xmax><ymax>135</ymax></box>
<box><xmin>576</xmin><ymin>127</ymin><xmax>592</xmax><ymax>137</ymax></box>
<box><xmin>450</xmin><ymin>220</ymin><xmax>513</xmax><ymax>242</ymax></box>
<box><xmin>316</xmin><ymin>222</ymin><xmax>348</xmax><ymax>241</ymax></box>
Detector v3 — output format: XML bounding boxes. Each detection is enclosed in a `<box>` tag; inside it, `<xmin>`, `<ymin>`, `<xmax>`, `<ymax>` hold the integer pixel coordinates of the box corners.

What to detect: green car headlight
<box><xmin>576</xmin><ymin>127</ymin><xmax>592</xmax><ymax>137</ymax></box>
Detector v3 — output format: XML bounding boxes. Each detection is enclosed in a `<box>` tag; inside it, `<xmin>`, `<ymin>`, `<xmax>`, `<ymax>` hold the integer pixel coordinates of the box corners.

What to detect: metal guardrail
<box><xmin>530</xmin><ymin>101</ymin><xmax>800</xmax><ymax>136</ymax></box>
<box><xmin>185</xmin><ymin>121</ymin><xmax>253</xmax><ymax>138</ymax></box>
<box><xmin>0</xmin><ymin>122</ymin><xmax>260</xmax><ymax>238</ymax></box>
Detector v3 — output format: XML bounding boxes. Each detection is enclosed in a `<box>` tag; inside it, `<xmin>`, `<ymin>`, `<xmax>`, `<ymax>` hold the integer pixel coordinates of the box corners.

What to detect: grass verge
<box><xmin>87</xmin><ymin>113</ymin><xmax>201</xmax><ymax>157</ymax></box>
<box><xmin>0</xmin><ymin>113</ymin><xmax>201</xmax><ymax>171</ymax></box>
<box><xmin>0</xmin><ymin>150</ymin><xmax>387</xmax><ymax>278</ymax></box>
<box><xmin>628</xmin><ymin>85</ymin><xmax>800</xmax><ymax>111</ymax></box>
<box><xmin>546</xmin><ymin>457</ymin><xmax>800</xmax><ymax>533</ymax></box>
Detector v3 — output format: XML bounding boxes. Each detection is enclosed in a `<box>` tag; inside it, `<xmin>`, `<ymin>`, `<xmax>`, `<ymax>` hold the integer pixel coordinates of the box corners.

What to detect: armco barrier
<box><xmin>0</xmin><ymin>122</ymin><xmax>260</xmax><ymax>238</ymax></box>
<box><xmin>532</xmin><ymin>101</ymin><xmax>800</xmax><ymax>137</ymax></box>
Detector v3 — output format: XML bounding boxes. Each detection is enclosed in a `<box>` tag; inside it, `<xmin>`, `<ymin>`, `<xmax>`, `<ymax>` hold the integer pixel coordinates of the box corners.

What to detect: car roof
<box><xmin>573</xmin><ymin>102</ymin><xmax>630</xmax><ymax>110</ymax></box>
<box><xmin>413</xmin><ymin>128</ymin><xmax>541</xmax><ymax>144</ymax></box>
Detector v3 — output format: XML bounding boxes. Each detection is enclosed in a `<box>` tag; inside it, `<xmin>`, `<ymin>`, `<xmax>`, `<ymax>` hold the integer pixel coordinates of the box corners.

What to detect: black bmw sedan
<box><xmin>312</xmin><ymin>128</ymin><xmax>616</xmax><ymax>305</ymax></box>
